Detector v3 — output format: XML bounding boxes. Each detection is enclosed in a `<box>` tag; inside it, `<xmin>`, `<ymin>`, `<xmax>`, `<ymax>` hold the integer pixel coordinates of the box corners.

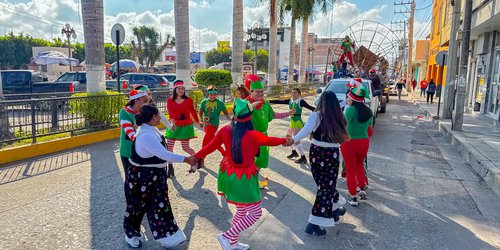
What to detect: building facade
<box><xmin>426</xmin><ymin>0</ymin><xmax>452</xmax><ymax>86</ymax></box>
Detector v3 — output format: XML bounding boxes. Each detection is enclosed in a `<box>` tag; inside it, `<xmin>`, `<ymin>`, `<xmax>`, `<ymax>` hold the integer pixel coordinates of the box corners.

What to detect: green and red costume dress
<box><xmin>339</xmin><ymin>36</ymin><xmax>356</xmax><ymax>67</ymax></box>
<box><xmin>199</xmin><ymin>98</ymin><xmax>227</xmax><ymax>155</ymax></box>
<box><xmin>165</xmin><ymin>97</ymin><xmax>199</xmax><ymax>140</ymax></box>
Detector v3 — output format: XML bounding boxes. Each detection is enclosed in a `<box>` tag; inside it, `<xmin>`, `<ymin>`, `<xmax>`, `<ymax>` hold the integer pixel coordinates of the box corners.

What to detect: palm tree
<box><xmin>174</xmin><ymin>0</ymin><xmax>191</xmax><ymax>84</ymax></box>
<box><xmin>268</xmin><ymin>0</ymin><xmax>278</xmax><ymax>85</ymax></box>
<box><xmin>231</xmin><ymin>0</ymin><xmax>244</xmax><ymax>86</ymax></box>
<box><xmin>81</xmin><ymin>0</ymin><xmax>106</xmax><ymax>93</ymax></box>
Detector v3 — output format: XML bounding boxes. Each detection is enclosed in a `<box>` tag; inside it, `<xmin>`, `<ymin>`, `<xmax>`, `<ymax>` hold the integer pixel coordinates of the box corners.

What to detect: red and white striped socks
<box><xmin>223</xmin><ymin>203</ymin><xmax>262</xmax><ymax>245</ymax></box>
<box><xmin>166</xmin><ymin>139</ymin><xmax>196</xmax><ymax>155</ymax></box>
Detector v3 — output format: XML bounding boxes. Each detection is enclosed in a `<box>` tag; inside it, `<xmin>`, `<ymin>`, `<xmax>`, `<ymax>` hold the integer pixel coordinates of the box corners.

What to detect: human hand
<box><xmin>171</xmin><ymin>125</ymin><xmax>177</xmax><ymax>131</ymax></box>
<box><xmin>252</xmin><ymin>101</ymin><xmax>262</xmax><ymax>108</ymax></box>
<box><xmin>199</xmin><ymin>122</ymin><xmax>204</xmax><ymax>129</ymax></box>
<box><xmin>289</xmin><ymin>109</ymin><xmax>296</xmax><ymax>116</ymax></box>
<box><xmin>184</xmin><ymin>156</ymin><xmax>197</xmax><ymax>166</ymax></box>
<box><xmin>283</xmin><ymin>137</ymin><xmax>294</xmax><ymax>147</ymax></box>
<box><xmin>188</xmin><ymin>164</ymin><xmax>198</xmax><ymax>174</ymax></box>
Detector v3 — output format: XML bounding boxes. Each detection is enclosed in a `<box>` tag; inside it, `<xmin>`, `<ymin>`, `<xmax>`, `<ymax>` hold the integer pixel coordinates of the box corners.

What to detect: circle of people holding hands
<box><xmin>118</xmin><ymin>74</ymin><xmax>373</xmax><ymax>249</ymax></box>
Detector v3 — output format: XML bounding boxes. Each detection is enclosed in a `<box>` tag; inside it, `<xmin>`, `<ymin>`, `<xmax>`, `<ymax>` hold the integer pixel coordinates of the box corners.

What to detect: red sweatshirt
<box><xmin>167</xmin><ymin>97</ymin><xmax>200</xmax><ymax>126</ymax></box>
<box><xmin>195</xmin><ymin>126</ymin><xmax>286</xmax><ymax>179</ymax></box>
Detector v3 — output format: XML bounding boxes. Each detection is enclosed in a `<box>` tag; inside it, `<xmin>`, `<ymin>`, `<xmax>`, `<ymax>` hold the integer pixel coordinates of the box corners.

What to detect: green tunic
<box><xmin>344</xmin><ymin>105</ymin><xmax>372</xmax><ymax>139</ymax></box>
<box><xmin>200</xmin><ymin>98</ymin><xmax>227</xmax><ymax>127</ymax></box>
<box><xmin>119</xmin><ymin>108</ymin><xmax>136</xmax><ymax>158</ymax></box>
<box><xmin>341</xmin><ymin>40</ymin><xmax>353</xmax><ymax>53</ymax></box>
<box><xmin>250</xmin><ymin>100</ymin><xmax>274</xmax><ymax>168</ymax></box>
<box><xmin>289</xmin><ymin>99</ymin><xmax>304</xmax><ymax>129</ymax></box>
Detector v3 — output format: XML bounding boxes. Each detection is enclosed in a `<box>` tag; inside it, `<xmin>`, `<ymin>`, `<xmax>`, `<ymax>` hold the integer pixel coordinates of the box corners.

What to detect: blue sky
<box><xmin>0</xmin><ymin>0</ymin><xmax>431</xmax><ymax>49</ymax></box>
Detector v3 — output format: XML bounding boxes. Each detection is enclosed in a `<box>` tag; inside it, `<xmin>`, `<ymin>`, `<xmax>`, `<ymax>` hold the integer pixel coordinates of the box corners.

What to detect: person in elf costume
<box><xmin>341</xmin><ymin>80</ymin><xmax>373</xmax><ymax>206</ymax></box>
<box><xmin>133</xmin><ymin>84</ymin><xmax>173</xmax><ymax>129</ymax></box>
<box><xmin>118</xmin><ymin>89</ymin><xmax>150</xmax><ymax>177</ymax></box>
<box><xmin>269</xmin><ymin>88</ymin><xmax>315</xmax><ymax>164</ymax></box>
<box><xmin>198</xmin><ymin>85</ymin><xmax>231</xmax><ymax>168</ymax></box>
<box><xmin>338</xmin><ymin>35</ymin><xmax>356</xmax><ymax>67</ymax></box>
<box><xmin>193</xmin><ymin>98</ymin><xmax>291</xmax><ymax>250</ymax></box>
<box><xmin>244</xmin><ymin>74</ymin><xmax>294</xmax><ymax>188</ymax></box>
<box><xmin>165</xmin><ymin>80</ymin><xmax>200</xmax><ymax>177</ymax></box>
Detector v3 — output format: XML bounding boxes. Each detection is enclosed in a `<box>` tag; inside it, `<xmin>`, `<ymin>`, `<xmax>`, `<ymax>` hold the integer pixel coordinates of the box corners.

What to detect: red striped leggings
<box><xmin>166</xmin><ymin>139</ymin><xmax>196</xmax><ymax>155</ymax></box>
<box><xmin>222</xmin><ymin>203</ymin><xmax>262</xmax><ymax>245</ymax></box>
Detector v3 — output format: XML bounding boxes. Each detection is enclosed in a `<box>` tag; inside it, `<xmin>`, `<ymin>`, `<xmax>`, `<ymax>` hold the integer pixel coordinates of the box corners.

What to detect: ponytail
<box><xmin>354</xmin><ymin>101</ymin><xmax>373</xmax><ymax>123</ymax></box>
<box><xmin>135</xmin><ymin>104</ymin><xmax>159</xmax><ymax>126</ymax></box>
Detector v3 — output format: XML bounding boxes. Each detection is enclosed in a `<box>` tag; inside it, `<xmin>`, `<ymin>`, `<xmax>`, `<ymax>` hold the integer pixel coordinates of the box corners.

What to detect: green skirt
<box><xmin>218</xmin><ymin>168</ymin><xmax>260</xmax><ymax>205</ymax></box>
<box><xmin>165</xmin><ymin>124</ymin><xmax>197</xmax><ymax>140</ymax></box>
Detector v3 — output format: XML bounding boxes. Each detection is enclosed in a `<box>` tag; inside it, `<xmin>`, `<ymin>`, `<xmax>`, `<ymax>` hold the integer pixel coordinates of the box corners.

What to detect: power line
<box><xmin>416</xmin><ymin>3</ymin><xmax>432</xmax><ymax>11</ymax></box>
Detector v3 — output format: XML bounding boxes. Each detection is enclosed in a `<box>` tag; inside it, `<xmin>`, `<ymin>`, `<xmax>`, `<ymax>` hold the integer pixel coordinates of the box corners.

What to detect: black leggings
<box><xmin>427</xmin><ymin>93</ymin><xmax>434</xmax><ymax>103</ymax></box>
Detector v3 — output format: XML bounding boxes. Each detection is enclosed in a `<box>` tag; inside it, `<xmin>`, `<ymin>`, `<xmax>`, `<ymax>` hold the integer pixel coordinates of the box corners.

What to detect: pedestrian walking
<box><xmin>198</xmin><ymin>85</ymin><xmax>231</xmax><ymax>168</ymax></box>
<box><xmin>396</xmin><ymin>78</ymin><xmax>405</xmax><ymax>100</ymax></box>
<box><xmin>193</xmin><ymin>98</ymin><xmax>290</xmax><ymax>250</ymax></box>
<box><xmin>426</xmin><ymin>79</ymin><xmax>437</xmax><ymax>104</ymax></box>
<box><xmin>419</xmin><ymin>79</ymin><xmax>428</xmax><ymax>97</ymax></box>
<box><xmin>244</xmin><ymin>74</ymin><xmax>293</xmax><ymax>188</ymax></box>
<box><xmin>289</xmin><ymin>91</ymin><xmax>349</xmax><ymax>235</ymax></box>
<box><xmin>165</xmin><ymin>80</ymin><xmax>200</xmax><ymax>177</ymax></box>
<box><xmin>119</xmin><ymin>89</ymin><xmax>150</xmax><ymax>176</ymax></box>
<box><xmin>123</xmin><ymin>104</ymin><xmax>197</xmax><ymax>248</ymax></box>
<box><xmin>412</xmin><ymin>79</ymin><xmax>417</xmax><ymax>91</ymax></box>
<box><xmin>341</xmin><ymin>83</ymin><xmax>373</xmax><ymax>206</ymax></box>
<box><xmin>269</xmin><ymin>88</ymin><xmax>315</xmax><ymax>164</ymax></box>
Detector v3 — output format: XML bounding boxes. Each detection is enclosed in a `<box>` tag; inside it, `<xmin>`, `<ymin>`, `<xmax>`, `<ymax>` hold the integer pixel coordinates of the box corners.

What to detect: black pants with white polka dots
<box><xmin>123</xmin><ymin>166</ymin><xmax>178</xmax><ymax>240</ymax></box>
<box><xmin>309</xmin><ymin>145</ymin><xmax>341</xmax><ymax>220</ymax></box>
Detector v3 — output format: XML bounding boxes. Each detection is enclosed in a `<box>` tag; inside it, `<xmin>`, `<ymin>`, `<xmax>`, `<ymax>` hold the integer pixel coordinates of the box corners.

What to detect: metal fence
<box><xmin>0</xmin><ymin>83</ymin><xmax>321</xmax><ymax>146</ymax></box>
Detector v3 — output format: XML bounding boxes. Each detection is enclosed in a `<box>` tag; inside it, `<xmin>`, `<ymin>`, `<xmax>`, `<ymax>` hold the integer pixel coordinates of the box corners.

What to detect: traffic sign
<box><xmin>111</xmin><ymin>23</ymin><xmax>125</xmax><ymax>46</ymax></box>
<box><xmin>436</xmin><ymin>50</ymin><xmax>448</xmax><ymax>66</ymax></box>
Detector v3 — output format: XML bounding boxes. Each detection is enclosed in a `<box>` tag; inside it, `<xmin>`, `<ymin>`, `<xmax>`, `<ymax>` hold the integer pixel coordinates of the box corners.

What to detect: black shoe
<box><xmin>348</xmin><ymin>196</ymin><xmax>358</xmax><ymax>207</ymax></box>
<box><xmin>287</xmin><ymin>150</ymin><xmax>299</xmax><ymax>159</ymax></box>
<box><xmin>167</xmin><ymin>163</ymin><xmax>175</xmax><ymax>178</ymax></box>
<box><xmin>333</xmin><ymin>207</ymin><xmax>346</xmax><ymax>222</ymax></box>
<box><xmin>295</xmin><ymin>155</ymin><xmax>307</xmax><ymax>164</ymax></box>
<box><xmin>359</xmin><ymin>187</ymin><xmax>367</xmax><ymax>200</ymax></box>
<box><xmin>305</xmin><ymin>223</ymin><xmax>326</xmax><ymax>235</ymax></box>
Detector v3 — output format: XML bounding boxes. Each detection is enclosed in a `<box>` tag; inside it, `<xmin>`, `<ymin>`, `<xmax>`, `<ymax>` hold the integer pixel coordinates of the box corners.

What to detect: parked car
<box><xmin>388</xmin><ymin>80</ymin><xmax>408</xmax><ymax>96</ymax></box>
<box><xmin>120</xmin><ymin>73</ymin><xmax>169</xmax><ymax>89</ymax></box>
<box><xmin>55</xmin><ymin>71</ymin><xmax>87</xmax><ymax>91</ymax></box>
<box><xmin>314</xmin><ymin>78</ymin><xmax>381</xmax><ymax>125</ymax></box>
<box><xmin>1</xmin><ymin>70</ymin><xmax>78</xmax><ymax>95</ymax></box>
<box><xmin>160</xmin><ymin>73</ymin><xmax>176</xmax><ymax>85</ymax></box>
<box><xmin>105</xmin><ymin>80</ymin><xmax>129</xmax><ymax>91</ymax></box>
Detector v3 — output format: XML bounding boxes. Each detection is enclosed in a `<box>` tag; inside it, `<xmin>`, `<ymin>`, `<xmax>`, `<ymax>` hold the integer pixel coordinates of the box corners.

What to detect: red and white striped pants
<box><xmin>166</xmin><ymin>139</ymin><xmax>196</xmax><ymax>155</ymax></box>
<box><xmin>222</xmin><ymin>203</ymin><xmax>262</xmax><ymax>245</ymax></box>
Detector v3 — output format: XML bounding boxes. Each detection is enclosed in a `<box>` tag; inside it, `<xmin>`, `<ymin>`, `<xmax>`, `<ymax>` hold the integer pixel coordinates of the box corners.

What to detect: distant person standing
<box><xmin>420</xmin><ymin>79</ymin><xmax>428</xmax><ymax>97</ymax></box>
<box><xmin>426</xmin><ymin>79</ymin><xmax>437</xmax><ymax>104</ymax></box>
<box><xmin>396</xmin><ymin>78</ymin><xmax>405</xmax><ymax>100</ymax></box>
<box><xmin>412</xmin><ymin>79</ymin><xmax>417</xmax><ymax>91</ymax></box>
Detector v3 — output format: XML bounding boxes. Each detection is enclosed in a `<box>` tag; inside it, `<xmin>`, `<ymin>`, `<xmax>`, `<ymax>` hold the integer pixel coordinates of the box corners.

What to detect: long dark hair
<box><xmin>126</xmin><ymin>99</ymin><xmax>136</xmax><ymax>107</ymax></box>
<box><xmin>172</xmin><ymin>86</ymin><xmax>188</xmax><ymax>100</ymax></box>
<box><xmin>236</xmin><ymin>85</ymin><xmax>250</xmax><ymax>99</ymax></box>
<box><xmin>231</xmin><ymin>112</ymin><xmax>254</xmax><ymax>164</ymax></box>
<box><xmin>315</xmin><ymin>91</ymin><xmax>349</xmax><ymax>143</ymax></box>
<box><xmin>353</xmin><ymin>101</ymin><xmax>373</xmax><ymax>123</ymax></box>
<box><xmin>135</xmin><ymin>104</ymin><xmax>159</xmax><ymax>126</ymax></box>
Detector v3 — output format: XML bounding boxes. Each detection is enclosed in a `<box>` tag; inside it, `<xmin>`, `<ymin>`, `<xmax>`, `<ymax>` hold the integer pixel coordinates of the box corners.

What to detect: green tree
<box><xmin>104</xmin><ymin>43</ymin><xmax>133</xmax><ymax>64</ymax></box>
<box><xmin>255</xmin><ymin>49</ymin><xmax>269</xmax><ymax>72</ymax></box>
<box><xmin>131</xmin><ymin>25</ymin><xmax>175</xmax><ymax>67</ymax></box>
<box><xmin>0</xmin><ymin>33</ymin><xmax>51</xmax><ymax>69</ymax></box>
<box><xmin>243</xmin><ymin>49</ymin><xmax>254</xmax><ymax>62</ymax></box>
<box><xmin>205</xmin><ymin>48</ymin><xmax>232</xmax><ymax>66</ymax></box>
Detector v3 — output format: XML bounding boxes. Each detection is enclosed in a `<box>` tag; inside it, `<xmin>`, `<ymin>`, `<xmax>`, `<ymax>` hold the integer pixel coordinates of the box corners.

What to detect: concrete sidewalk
<box><xmin>410</xmin><ymin>92</ymin><xmax>500</xmax><ymax>197</ymax></box>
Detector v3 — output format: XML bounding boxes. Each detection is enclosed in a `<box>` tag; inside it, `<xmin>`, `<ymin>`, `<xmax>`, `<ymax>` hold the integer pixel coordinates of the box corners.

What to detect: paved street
<box><xmin>0</xmin><ymin>95</ymin><xmax>499</xmax><ymax>250</ymax></box>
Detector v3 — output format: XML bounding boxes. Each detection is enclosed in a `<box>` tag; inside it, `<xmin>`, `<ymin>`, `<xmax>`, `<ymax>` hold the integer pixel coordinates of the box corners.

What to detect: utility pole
<box><xmin>406</xmin><ymin>0</ymin><xmax>415</xmax><ymax>92</ymax></box>
<box><xmin>453</xmin><ymin>0</ymin><xmax>473</xmax><ymax>131</ymax></box>
<box><xmin>443</xmin><ymin>0</ymin><xmax>462</xmax><ymax>119</ymax></box>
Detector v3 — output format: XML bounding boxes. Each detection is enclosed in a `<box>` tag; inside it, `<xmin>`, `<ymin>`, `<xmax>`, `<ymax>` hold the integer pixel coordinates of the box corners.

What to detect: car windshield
<box><xmin>57</xmin><ymin>73</ymin><xmax>75</xmax><ymax>82</ymax></box>
<box><xmin>162</xmin><ymin>75</ymin><xmax>176</xmax><ymax>82</ymax></box>
<box><xmin>326</xmin><ymin>80</ymin><xmax>370</xmax><ymax>95</ymax></box>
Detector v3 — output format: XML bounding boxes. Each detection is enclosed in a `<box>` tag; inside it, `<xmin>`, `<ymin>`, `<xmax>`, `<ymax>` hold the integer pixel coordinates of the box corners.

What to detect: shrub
<box><xmin>69</xmin><ymin>91</ymin><xmax>127</xmax><ymax>129</ymax></box>
<box><xmin>189</xmin><ymin>90</ymin><xmax>205</xmax><ymax>111</ymax></box>
<box><xmin>194</xmin><ymin>69</ymin><xmax>233</xmax><ymax>88</ymax></box>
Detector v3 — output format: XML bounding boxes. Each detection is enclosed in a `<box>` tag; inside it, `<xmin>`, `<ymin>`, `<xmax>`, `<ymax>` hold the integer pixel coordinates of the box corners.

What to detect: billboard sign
<box><xmin>217</xmin><ymin>41</ymin><xmax>230</xmax><ymax>50</ymax></box>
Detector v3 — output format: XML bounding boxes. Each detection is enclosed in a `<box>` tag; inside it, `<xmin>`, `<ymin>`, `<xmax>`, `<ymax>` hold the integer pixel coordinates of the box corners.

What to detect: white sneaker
<box><xmin>157</xmin><ymin>229</ymin><xmax>187</xmax><ymax>248</ymax></box>
<box><xmin>233</xmin><ymin>242</ymin><xmax>250</xmax><ymax>250</ymax></box>
<box><xmin>217</xmin><ymin>234</ymin><xmax>231</xmax><ymax>250</ymax></box>
<box><xmin>124</xmin><ymin>234</ymin><xmax>143</xmax><ymax>248</ymax></box>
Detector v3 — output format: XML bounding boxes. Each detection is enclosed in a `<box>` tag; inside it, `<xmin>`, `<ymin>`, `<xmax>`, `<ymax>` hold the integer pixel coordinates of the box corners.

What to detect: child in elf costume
<box><xmin>119</xmin><ymin>89</ymin><xmax>150</xmax><ymax>176</ymax></box>
<box><xmin>341</xmin><ymin>80</ymin><xmax>373</xmax><ymax>206</ymax></box>
<box><xmin>198</xmin><ymin>85</ymin><xmax>231</xmax><ymax>168</ymax></box>
<box><xmin>194</xmin><ymin>98</ymin><xmax>291</xmax><ymax>250</ymax></box>
<box><xmin>244</xmin><ymin>74</ymin><xmax>294</xmax><ymax>188</ymax></box>
<box><xmin>339</xmin><ymin>35</ymin><xmax>356</xmax><ymax>67</ymax></box>
<box><xmin>269</xmin><ymin>88</ymin><xmax>315</xmax><ymax>164</ymax></box>
<box><xmin>165</xmin><ymin>80</ymin><xmax>200</xmax><ymax>177</ymax></box>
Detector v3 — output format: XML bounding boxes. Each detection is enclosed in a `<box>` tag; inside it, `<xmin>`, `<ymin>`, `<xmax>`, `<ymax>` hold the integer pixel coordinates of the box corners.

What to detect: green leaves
<box><xmin>130</xmin><ymin>26</ymin><xmax>175</xmax><ymax>67</ymax></box>
<box><xmin>194</xmin><ymin>69</ymin><xmax>233</xmax><ymax>88</ymax></box>
<box><xmin>69</xmin><ymin>91</ymin><xmax>127</xmax><ymax>129</ymax></box>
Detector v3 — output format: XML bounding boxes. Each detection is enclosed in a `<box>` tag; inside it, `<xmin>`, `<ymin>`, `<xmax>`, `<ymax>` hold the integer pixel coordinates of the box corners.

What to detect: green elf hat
<box><xmin>207</xmin><ymin>85</ymin><xmax>217</xmax><ymax>94</ymax></box>
<box><xmin>347</xmin><ymin>85</ymin><xmax>370</xmax><ymax>102</ymax></box>
<box><xmin>234</xmin><ymin>98</ymin><xmax>253</xmax><ymax>122</ymax></box>
<box><xmin>133</xmin><ymin>84</ymin><xmax>150</xmax><ymax>92</ymax></box>
<box><xmin>245</xmin><ymin>74</ymin><xmax>264</xmax><ymax>90</ymax></box>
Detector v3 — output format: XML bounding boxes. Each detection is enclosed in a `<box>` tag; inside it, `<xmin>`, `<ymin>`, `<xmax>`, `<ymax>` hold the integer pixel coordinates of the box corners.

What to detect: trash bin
<box><xmin>474</xmin><ymin>102</ymin><xmax>481</xmax><ymax>111</ymax></box>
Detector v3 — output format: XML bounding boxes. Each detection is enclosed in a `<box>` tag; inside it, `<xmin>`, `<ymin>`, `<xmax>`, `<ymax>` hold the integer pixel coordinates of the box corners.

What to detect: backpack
<box><xmin>427</xmin><ymin>83</ymin><xmax>436</xmax><ymax>94</ymax></box>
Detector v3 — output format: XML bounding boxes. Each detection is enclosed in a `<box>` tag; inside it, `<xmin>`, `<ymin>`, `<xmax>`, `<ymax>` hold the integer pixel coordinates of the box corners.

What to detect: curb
<box><xmin>411</xmin><ymin>93</ymin><xmax>500</xmax><ymax>197</ymax></box>
<box><xmin>0</xmin><ymin>129</ymin><xmax>120</xmax><ymax>165</ymax></box>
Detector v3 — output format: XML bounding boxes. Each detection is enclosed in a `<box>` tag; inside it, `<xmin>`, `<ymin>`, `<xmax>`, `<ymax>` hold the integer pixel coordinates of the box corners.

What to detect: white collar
<box><xmin>290</xmin><ymin>98</ymin><xmax>301</xmax><ymax>104</ymax></box>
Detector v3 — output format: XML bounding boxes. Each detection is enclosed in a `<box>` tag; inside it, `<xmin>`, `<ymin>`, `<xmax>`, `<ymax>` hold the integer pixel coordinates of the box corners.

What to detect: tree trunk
<box><xmin>174</xmin><ymin>0</ymin><xmax>191</xmax><ymax>84</ymax></box>
<box><xmin>231</xmin><ymin>0</ymin><xmax>244</xmax><ymax>86</ymax></box>
<box><xmin>268</xmin><ymin>0</ymin><xmax>278</xmax><ymax>85</ymax></box>
<box><xmin>299</xmin><ymin>17</ymin><xmax>309</xmax><ymax>84</ymax></box>
<box><xmin>81</xmin><ymin>0</ymin><xmax>106</xmax><ymax>93</ymax></box>
<box><xmin>288</xmin><ymin>16</ymin><xmax>296</xmax><ymax>84</ymax></box>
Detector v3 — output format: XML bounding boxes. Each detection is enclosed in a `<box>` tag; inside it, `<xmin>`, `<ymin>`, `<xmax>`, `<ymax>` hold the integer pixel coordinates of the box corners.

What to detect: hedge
<box><xmin>194</xmin><ymin>69</ymin><xmax>233</xmax><ymax>88</ymax></box>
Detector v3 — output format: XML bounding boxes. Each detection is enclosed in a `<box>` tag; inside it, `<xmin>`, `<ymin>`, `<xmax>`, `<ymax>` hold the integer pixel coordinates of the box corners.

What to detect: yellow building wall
<box><xmin>426</xmin><ymin>0</ymin><xmax>451</xmax><ymax>85</ymax></box>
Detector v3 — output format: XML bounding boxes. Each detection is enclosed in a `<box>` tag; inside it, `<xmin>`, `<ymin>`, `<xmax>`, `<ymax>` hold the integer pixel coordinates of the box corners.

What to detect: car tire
<box><xmin>380</xmin><ymin>105</ymin><xmax>386</xmax><ymax>113</ymax></box>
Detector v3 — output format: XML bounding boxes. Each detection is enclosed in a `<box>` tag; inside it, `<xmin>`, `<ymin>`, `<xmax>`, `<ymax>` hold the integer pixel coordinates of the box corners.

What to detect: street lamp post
<box><xmin>247</xmin><ymin>28</ymin><xmax>267</xmax><ymax>74</ymax></box>
<box><xmin>61</xmin><ymin>23</ymin><xmax>77</xmax><ymax>71</ymax></box>
<box><xmin>307</xmin><ymin>46</ymin><xmax>315</xmax><ymax>83</ymax></box>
